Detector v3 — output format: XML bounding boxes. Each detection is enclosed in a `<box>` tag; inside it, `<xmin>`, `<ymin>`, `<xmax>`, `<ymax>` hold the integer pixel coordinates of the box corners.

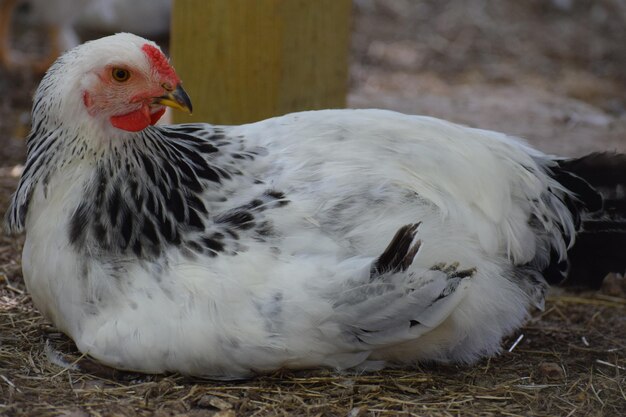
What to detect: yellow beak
<box><xmin>154</xmin><ymin>84</ymin><xmax>193</xmax><ymax>114</ymax></box>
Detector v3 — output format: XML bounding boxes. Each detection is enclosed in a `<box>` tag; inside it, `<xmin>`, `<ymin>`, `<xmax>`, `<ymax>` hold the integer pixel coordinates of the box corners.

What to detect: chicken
<box><xmin>5</xmin><ymin>33</ymin><xmax>626</xmax><ymax>378</ymax></box>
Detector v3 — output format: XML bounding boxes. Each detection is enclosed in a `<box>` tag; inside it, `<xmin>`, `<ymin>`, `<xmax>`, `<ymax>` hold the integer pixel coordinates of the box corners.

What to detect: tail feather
<box><xmin>552</xmin><ymin>152</ymin><xmax>626</xmax><ymax>288</ymax></box>
<box><xmin>557</xmin><ymin>152</ymin><xmax>626</xmax><ymax>188</ymax></box>
<box><xmin>332</xmin><ymin>224</ymin><xmax>474</xmax><ymax>349</ymax></box>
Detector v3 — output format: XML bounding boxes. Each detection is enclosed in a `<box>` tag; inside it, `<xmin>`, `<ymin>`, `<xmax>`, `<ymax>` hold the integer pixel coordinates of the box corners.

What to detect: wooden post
<box><xmin>170</xmin><ymin>0</ymin><xmax>351</xmax><ymax>125</ymax></box>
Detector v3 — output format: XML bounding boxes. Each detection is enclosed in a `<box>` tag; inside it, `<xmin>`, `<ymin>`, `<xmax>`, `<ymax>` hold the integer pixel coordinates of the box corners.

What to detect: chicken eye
<box><xmin>112</xmin><ymin>68</ymin><xmax>130</xmax><ymax>82</ymax></box>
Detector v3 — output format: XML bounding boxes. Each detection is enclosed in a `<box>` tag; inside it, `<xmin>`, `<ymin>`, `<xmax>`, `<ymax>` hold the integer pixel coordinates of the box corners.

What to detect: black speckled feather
<box><xmin>61</xmin><ymin>124</ymin><xmax>290</xmax><ymax>260</ymax></box>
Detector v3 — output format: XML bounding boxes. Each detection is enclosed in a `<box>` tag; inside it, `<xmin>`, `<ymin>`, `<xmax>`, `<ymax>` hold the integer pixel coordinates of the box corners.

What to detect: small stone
<box><xmin>601</xmin><ymin>273</ymin><xmax>626</xmax><ymax>298</ymax></box>
<box><xmin>197</xmin><ymin>394</ymin><xmax>233</xmax><ymax>410</ymax></box>
<box><xmin>357</xmin><ymin>385</ymin><xmax>381</xmax><ymax>394</ymax></box>
<box><xmin>538</xmin><ymin>362</ymin><xmax>565</xmax><ymax>380</ymax></box>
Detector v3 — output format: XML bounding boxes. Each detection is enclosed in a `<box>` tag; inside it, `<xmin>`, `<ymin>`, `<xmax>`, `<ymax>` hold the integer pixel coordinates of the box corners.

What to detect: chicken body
<box><xmin>6</xmin><ymin>33</ymin><xmax>623</xmax><ymax>378</ymax></box>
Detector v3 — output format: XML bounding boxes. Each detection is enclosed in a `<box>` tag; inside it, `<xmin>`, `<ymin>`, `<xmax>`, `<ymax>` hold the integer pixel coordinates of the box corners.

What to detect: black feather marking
<box><xmin>202</xmin><ymin>237</ymin><xmax>225</xmax><ymax>253</ymax></box>
<box><xmin>17</xmin><ymin>197</ymin><xmax>32</xmax><ymax>229</ymax></box>
<box><xmin>431</xmin><ymin>277</ymin><xmax>463</xmax><ymax>304</ymax></box>
<box><xmin>22</xmin><ymin>121</ymin><xmax>255</xmax><ymax>260</ymax></box>
<box><xmin>107</xmin><ymin>188</ymin><xmax>121</xmax><ymax>226</ymax></box>
<box><xmin>166</xmin><ymin>190</ymin><xmax>185</xmax><ymax>222</ymax></box>
<box><xmin>187</xmin><ymin>209</ymin><xmax>205</xmax><ymax>230</ymax></box>
<box><xmin>132</xmin><ymin>240</ymin><xmax>142</xmax><ymax>257</ymax></box>
<box><xmin>162</xmin><ymin>129</ymin><xmax>204</xmax><ymax>143</ymax></box>
<box><xmin>196</xmin><ymin>166</ymin><xmax>221</xmax><ymax>183</ymax></box>
<box><xmin>157</xmin><ymin>180</ymin><xmax>169</xmax><ymax>201</ymax></box>
<box><xmin>93</xmin><ymin>221</ymin><xmax>106</xmax><ymax>243</ymax></box>
<box><xmin>142</xmin><ymin>218</ymin><xmax>159</xmax><ymax>244</ymax></box>
<box><xmin>169</xmin><ymin>141</ymin><xmax>209</xmax><ymax>169</ymax></box>
<box><xmin>94</xmin><ymin>166</ymin><xmax>107</xmax><ymax>206</ymax></box>
<box><xmin>187</xmin><ymin>195</ymin><xmax>208</xmax><ymax>215</ymax></box>
<box><xmin>214</xmin><ymin>166</ymin><xmax>232</xmax><ymax>180</ymax></box>
<box><xmin>256</xmin><ymin>220</ymin><xmax>275</xmax><ymax>237</ymax></box>
<box><xmin>133</xmin><ymin>193</ymin><xmax>144</xmax><ymax>212</ymax></box>
<box><xmin>174</xmin><ymin>159</ymin><xmax>204</xmax><ymax>192</ymax></box>
<box><xmin>156</xmin><ymin>215</ymin><xmax>176</xmax><ymax>243</ymax></box>
<box><xmin>69</xmin><ymin>202</ymin><xmax>89</xmax><ymax>244</ymax></box>
<box><xmin>168</xmin><ymin>126</ymin><xmax>202</xmax><ymax>134</ymax></box>
<box><xmin>140</xmin><ymin>153</ymin><xmax>156</xmax><ymax>183</ymax></box>
<box><xmin>265</xmin><ymin>190</ymin><xmax>289</xmax><ymax>206</ymax></box>
<box><xmin>181</xmin><ymin>172</ymin><xmax>203</xmax><ymax>193</ymax></box>
<box><xmin>225</xmin><ymin>229</ymin><xmax>240</xmax><ymax>240</ymax></box>
<box><xmin>249</xmin><ymin>199</ymin><xmax>263</xmax><ymax>209</ymax></box>
<box><xmin>121</xmin><ymin>212</ymin><xmax>133</xmax><ymax>246</ymax></box>
<box><xmin>371</xmin><ymin>223</ymin><xmax>422</xmax><ymax>278</ymax></box>
<box><xmin>187</xmin><ymin>240</ymin><xmax>203</xmax><ymax>253</ymax></box>
<box><xmin>161</xmin><ymin>160</ymin><xmax>180</xmax><ymax>189</ymax></box>
<box><xmin>147</xmin><ymin>191</ymin><xmax>158</xmax><ymax>214</ymax></box>
<box><xmin>551</xmin><ymin>168</ymin><xmax>602</xmax><ymax>213</ymax></box>
<box><xmin>196</xmin><ymin>143</ymin><xmax>219</xmax><ymax>154</ymax></box>
<box><xmin>216</xmin><ymin>211</ymin><xmax>255</xmax><ymax>230</ymax></box>
<box><xmin>175</xmin><ymin>158</ymin><xmax>196</xmax><ymax>179</ymax></box>
<box><xmin>129</xmin><ymin>180</ymin><xmax>143</xmax><ymax>210</ymax></box>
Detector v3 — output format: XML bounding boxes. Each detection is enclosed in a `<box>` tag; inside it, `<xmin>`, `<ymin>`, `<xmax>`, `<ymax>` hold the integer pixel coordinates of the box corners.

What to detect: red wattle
<box><xmin>110</xmin><ymin>107</ymin><xmax>151</xmax><ymax>132</ymax></box>
<box><xmin>150</xmin><ymin>108</ymin><xmax>166</xmax><ymax>125</ymax></box>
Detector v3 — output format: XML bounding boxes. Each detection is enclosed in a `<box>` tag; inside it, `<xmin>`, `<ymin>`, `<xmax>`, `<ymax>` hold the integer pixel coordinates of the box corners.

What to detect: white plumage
<box><xmin>6</xmin><ymin>33</ymin><xmax>623</xmax><ymax>378</ymax></box>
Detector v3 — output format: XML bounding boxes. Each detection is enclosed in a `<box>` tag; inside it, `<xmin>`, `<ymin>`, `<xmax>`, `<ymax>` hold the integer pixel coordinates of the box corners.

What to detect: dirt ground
<box><xmin>1</xmin><ymin>1</ymin><xmax>626</xmax><ymax>416</ymax></box>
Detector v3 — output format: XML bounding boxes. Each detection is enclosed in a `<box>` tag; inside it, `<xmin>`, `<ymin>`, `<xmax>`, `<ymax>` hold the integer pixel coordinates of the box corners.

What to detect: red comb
<box><xmin>142</xmin><ymin>44</ymin><xmax>179</xmax><ymax>83</ymax></box>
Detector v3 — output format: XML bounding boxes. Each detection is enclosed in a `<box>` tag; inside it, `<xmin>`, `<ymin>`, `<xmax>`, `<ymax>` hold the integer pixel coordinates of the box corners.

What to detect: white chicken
<box><xmin>6</xmin><ymin>33</ymin><xmax>625</xmax><ymax>378</ymax></box>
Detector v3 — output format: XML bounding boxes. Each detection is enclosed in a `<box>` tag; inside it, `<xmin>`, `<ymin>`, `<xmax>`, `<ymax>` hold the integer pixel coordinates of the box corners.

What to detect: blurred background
<box><xmin>0</xmin><ymin>0</ymin><xmax>625</xmax><ymax>173</ymax></box>
<box><xmin>0</xmin><ymin>4</ymin><xmax>624</xmax><ymax>415</ymax></box>
<box><xmin>349</xmin><ymin>0</ymin><xmax>626</xmax><ymax>156</ymax></box>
